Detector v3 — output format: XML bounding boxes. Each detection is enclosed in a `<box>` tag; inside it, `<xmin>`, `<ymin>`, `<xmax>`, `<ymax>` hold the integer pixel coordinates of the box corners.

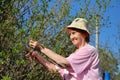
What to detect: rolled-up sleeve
<box><xmin>66</xmin><ymin>48</ymin><xmax>95</xmax><ymax>75</ymax></box>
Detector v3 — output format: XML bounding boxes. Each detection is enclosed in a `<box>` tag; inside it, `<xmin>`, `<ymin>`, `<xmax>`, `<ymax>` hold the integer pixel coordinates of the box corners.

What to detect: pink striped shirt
<box><xmin>56</xmin><ymin>44</ymin><xmax>102</xmax><ymax>80</ymax></box>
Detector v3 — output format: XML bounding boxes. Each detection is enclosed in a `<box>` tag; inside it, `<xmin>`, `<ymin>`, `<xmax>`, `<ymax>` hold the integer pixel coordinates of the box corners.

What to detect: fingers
<box><xmin>28</xmin><ymin>56</ymin><xmax>33</xmax><ymax>62</ymax></box>
<box><xmin>25</xmin><ymin>50</ymin><xmax>32</xmax><ymax>58</ymax></box>
<box><xmin>38</xmin><ymin>44</ymin><xmax>45</xmax><ymax>50</ymax></box>
<box><xmin>31</xmin><ymin>51</ymin><xmax>37</xmax><ymax>56</ymax></box>
<box><xmin>29</xmin><ymin>40</ymin><xmax>33</xmax><ymax>47</ymax></box>
<box><xmin>29</xmin><ymin>44</ymin><xmax>35</xmax><ymax>48</ymax></box>
<box><xmin>30</xmin><ymin>51</ymin><xmax>39</xmax><ymax>61</ymax></box>
<box><xmin>25</xmin><ymin>50</ymin><xmax>39</xmax><ymax>61</ymax></box>
<box><xmin>25</xmin><ymin>39</ymin><xmax>43</xmax><ymax>62</ymax></box>
<box><xmin>30</xmin><ymin>40</ymin><xmax>34</xmax><ymax>43</ymax></box>
<box><xmin>29</xmin><ymin>40</ymin><xmax>36</xmax><ymax>48</ymax></box>
<box><xmin>25</xmin><ymin>52</ymin><xmax>33</xmax><ymax>62</ymax></box>
<box><xmin>29</xmin><ymin>39</ymin><xmax>45</xmax><ymax>50</ymax></box>
<box><xmin>39</xmin><ymin>44</ymin><xmax>45</xmax><ymax>49</ymax></box>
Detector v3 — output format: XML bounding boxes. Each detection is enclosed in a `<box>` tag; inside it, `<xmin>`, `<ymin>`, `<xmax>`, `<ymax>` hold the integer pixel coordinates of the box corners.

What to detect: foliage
<box><xmin>0</xmin><ymin>0</ymin><xmax>72</xmax><ymax>80</ymax></box>
<box><xmin>99</xmin><ymin>48</ymin><xmax>118</xmax><ymax>80</ymax></box>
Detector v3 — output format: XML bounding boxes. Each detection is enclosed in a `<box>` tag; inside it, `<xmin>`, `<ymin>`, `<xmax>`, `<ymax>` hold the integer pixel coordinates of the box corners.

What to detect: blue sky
<box><xmin>99</xmin><ymin>0</ymin><xmax>120</xmax><ymax>57</ymax></box>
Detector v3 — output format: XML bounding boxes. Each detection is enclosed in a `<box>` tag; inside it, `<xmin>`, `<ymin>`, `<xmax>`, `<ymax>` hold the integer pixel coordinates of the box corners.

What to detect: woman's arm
<box><xmin>41</xmin><ymin>48</ymin><xmax>70</xmax><ymax>68</ymax></box>
<box><xmin>34</xmin><ymin>52</ymin><xmax>57</xmax><ymax>71</ymax></box>
<box><xmin>26</xmin><ymin>51</ymin><xmax>57</xmax><ymax>71</ymax></box>
<box><xmin>29</xmin><ymin>40</ymin><xmax>70</xmax><ymax>68</ymax></box>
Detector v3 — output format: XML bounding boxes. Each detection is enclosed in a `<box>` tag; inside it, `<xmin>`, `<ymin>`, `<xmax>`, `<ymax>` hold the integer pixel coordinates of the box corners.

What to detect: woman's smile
<box><xmin>69</xmin><ymin>30</ymin><xmax>83</xmax><ymax>48</ymax></box>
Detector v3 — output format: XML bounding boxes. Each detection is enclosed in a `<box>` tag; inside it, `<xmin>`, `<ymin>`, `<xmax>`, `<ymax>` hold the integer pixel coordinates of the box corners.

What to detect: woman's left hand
<box><xmin>29</xmin><ymin>40</ymin><xmax>39</xmax><ymax>49</ymax></box>
<box><xmin>29</xmin><ymin>40</ymin><xmax>45</xmax><ymax>50</ymax></box>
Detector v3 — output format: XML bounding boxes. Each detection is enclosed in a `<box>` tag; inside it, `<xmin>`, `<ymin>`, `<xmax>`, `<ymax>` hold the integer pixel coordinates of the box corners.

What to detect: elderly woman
<box><xmin>26</xmin><ymin>18</ymin><xmax>102</xmax><ymax>80</ymax></box>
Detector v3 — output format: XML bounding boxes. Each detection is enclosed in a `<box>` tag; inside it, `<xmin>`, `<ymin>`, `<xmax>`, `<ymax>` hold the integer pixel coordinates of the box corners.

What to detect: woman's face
<box><xmin>69</xmin><ymin>30</ymin><xmax>85</xmax><ymax>48</ymax></box>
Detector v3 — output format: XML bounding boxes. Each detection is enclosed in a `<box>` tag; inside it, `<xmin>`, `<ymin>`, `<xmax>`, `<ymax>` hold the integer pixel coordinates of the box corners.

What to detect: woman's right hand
<box><xmin>25</xmin><ymin>50</ymin><xmax>38</xmax><ymax>62</ymax></box>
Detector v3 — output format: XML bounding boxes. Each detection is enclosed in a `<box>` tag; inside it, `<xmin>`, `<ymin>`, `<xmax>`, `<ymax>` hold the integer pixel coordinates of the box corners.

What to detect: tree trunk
<box><xmin>96</xmin><ymin>15</ymin><xmax>99</xmax><ymax>51</ymax></box>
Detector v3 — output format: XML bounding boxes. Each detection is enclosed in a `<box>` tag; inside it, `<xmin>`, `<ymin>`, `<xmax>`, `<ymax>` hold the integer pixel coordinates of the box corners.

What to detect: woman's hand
<box><xmin>25</xmin><ymin>50</ymin><xmax>38</xmax><ymax>62</ymax></box>
<box><xmin>29</xmin><ymin>40</ymin><xmax>39</xmax><ymax>49</ymax></box>
<box><xmin>25</xmin><ymin>50</ymin><xmax>34</xmax><ymax>62</ymax></box>
<box><xmin>29</xmin><ymin>40</ymin><xmax>45</xmax><ymax>50</ymax></box>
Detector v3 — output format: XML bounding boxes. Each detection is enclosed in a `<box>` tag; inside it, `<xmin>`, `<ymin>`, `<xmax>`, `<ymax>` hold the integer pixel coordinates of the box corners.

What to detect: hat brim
<box><xmin>65</xmin><ymin>26</ymin><xmax>90</xmax><ymax>35</ymax></box>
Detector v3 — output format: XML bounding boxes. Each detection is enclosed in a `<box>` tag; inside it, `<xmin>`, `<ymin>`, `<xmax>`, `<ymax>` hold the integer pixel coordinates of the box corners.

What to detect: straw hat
<box><xmin>66</xmin><ymin>18</ymin><xmax>90</xmax><ymax>34</ymax></box>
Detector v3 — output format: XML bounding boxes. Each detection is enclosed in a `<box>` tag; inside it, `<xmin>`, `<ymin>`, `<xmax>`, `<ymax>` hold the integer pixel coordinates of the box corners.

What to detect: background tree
<box><xmin>0</xmin><ymin>0</ymin><xmax>71</xmax><ymax>80</ymax></box>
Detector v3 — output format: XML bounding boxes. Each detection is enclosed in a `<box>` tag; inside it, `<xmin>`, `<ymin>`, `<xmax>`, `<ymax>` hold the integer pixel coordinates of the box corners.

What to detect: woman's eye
<box><xmin>72</xmin><ymin>32</ymin><xmax>75</xmax><ymax>34</ymax></box>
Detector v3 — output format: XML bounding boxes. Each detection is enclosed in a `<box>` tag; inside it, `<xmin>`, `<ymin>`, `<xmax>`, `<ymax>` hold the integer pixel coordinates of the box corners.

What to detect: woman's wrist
<box><xmin>33</xmin><ymin>43</ymin><xmax>45</xmax><ymax>52</ymax></box>
<box><xmin>39</xmin><ymin>43</ymin><xmax>45</xmax><ymax>49</ymax></box>
<box><xmin>40</xmin><ymin>47</ymin><xmax>48</xmax><ymax>54</ymax></box>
